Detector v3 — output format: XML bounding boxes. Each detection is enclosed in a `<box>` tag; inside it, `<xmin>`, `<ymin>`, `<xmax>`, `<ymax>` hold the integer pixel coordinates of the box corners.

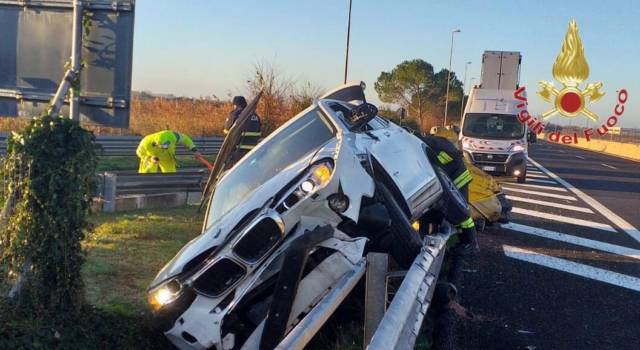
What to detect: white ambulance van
<box><xmin>460</xmin><ymin>51</ymin><xmax>530</xmax><ymax>183</ymax></box>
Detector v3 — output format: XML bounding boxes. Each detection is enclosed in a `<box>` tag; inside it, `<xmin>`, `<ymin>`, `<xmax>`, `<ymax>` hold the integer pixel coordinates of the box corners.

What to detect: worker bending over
<box><xmin>423</xmin><ymin>127</ymin><xmax>478</xmax><ymax>254</ymax></box>
<box><xmin>136</xmin><ymin>130</ymin><xmax>201</xmax><ymax>173</ymax></box>
<box><xmin>224</xmin><ymin>96</ymin><xmax>262</xmax><ymax>168</ymax></box>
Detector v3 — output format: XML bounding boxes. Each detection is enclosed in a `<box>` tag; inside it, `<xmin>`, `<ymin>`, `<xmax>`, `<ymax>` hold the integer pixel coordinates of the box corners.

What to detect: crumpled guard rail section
<box><xmin>367</xmin><ymin>233</ymin><xmax>450</xmax><ymax>350</ymax></box>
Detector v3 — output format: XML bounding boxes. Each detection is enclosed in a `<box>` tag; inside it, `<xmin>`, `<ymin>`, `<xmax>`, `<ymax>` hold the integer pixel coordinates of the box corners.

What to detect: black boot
<box><xmin>453</xmin><ymin>227</ymin><xmax>480</xmax><ymax>256</ymax></box>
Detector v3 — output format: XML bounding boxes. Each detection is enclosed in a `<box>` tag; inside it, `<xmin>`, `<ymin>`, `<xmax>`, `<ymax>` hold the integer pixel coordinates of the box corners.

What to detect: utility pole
<box><xmin>443</xmin><ymin>28</ymin><xmax>460</xmax><ymax>127</ymax></box>
<box><xmin>343</xmin><ymin>0</ymin><xmax>353</xmax><ymax>84</ymax></box>
<box><xmin>460</xmin><ymin>61</ymin><xmax>471</xmax><ymax>120</ymax></box>
<box><xmin>69</xmin><ymin>0</ymin><xmax>83</xmax><ymax>121</ymax></box>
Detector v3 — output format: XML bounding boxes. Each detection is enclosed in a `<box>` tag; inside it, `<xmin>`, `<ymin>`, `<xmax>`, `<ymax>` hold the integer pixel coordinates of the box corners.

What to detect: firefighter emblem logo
<box><xmin>537</xmin><ymin>19</ymin><xmax>605</xmax><ymax>121</ymax></box>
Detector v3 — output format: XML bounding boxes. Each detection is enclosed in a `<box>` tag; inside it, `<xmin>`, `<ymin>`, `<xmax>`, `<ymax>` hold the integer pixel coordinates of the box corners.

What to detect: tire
<box><xmin>434</xmin><ymin>166</ymin><xmax>471</xmax><ymax>225</ymax></box>
<box><xmin>376</xmin><ymin>181</ymin><xmax>422</xmax><ymax>269</ymax></box>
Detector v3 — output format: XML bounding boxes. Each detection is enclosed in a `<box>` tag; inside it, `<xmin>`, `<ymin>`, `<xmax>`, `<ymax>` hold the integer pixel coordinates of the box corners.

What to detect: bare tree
<box><xmin>246</xmin><ymin>60</ymin><xmax>294</xmax><ymax>121</ymax></box>
<box><xmin>290</xmin><ymin>80</ymin><xmax>323</xmax><ymax>115</ymax></box>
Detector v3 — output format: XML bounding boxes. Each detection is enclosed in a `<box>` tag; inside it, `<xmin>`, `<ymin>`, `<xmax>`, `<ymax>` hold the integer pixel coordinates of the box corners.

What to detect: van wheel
<box><xmin>376</xmin><ymin>181</ymin><xmax>422</xmax><ymax>269</ymax></box>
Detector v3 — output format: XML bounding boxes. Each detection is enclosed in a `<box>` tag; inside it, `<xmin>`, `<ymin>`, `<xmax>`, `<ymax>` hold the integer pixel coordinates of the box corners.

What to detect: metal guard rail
<box><xmin>0</xmin><ymin>134</ymin><xmax>223</xmax><ymax>156</ymax></box>
<box><xmin>367</xmin><ymin>231</ymin><xmax>451</xmax><ymax>350</ymax></box>
<box><xmin>96</xmin><ymin>169</ymin><xmax>208</xmax><ymax>197</ymax></box>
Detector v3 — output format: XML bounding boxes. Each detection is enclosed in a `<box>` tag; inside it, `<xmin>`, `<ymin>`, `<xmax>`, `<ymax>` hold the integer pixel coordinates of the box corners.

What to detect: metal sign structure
<box><xmin>0</xmin><ymin>0</ymin><xmax>135</xmax><ymax>128</ymax></box>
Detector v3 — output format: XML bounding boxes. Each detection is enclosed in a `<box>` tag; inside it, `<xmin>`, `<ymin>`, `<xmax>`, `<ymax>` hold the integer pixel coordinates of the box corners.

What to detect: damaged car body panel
<box><xmin>149</xmin><ymin>82</ymin><xmax>463</xmax><ymax>350</ymax></box>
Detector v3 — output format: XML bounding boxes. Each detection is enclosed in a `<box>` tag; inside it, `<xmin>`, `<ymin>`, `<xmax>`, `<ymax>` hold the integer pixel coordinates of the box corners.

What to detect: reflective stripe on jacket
<box><xmin>238</xmin><ymin>114</ymin><xmax>262</xmax><ymax>149</ymax></box>
<box><xmin>422</xmin><ymin>135</ymin><xmax>472</xmax><ymax>189</ymax></box>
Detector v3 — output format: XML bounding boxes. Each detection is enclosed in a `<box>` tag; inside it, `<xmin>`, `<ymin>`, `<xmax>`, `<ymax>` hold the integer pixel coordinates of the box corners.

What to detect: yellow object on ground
<box><xmin>136</xmin><ymin>130</ymin><xmax>196</xmax><ymax>173</ymax></box>
<box><xmin>466</xmin><ymin>160</ymin><xmax>503</xmax><ymax>221</ymax></box>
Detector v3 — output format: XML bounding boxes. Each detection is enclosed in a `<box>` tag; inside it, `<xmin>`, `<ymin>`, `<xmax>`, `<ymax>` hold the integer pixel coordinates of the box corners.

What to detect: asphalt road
<box><xmin>453</xmin><ymin>140</ymin><xmax>640</xmax><ymax>349</ymax></box>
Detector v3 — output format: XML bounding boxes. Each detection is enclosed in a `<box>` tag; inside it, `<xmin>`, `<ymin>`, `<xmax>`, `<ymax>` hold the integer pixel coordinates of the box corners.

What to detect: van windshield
<box><xmin>462</xmin><ymin>113</ymin><xmax>525</xmax><ymax>140</ymax></box>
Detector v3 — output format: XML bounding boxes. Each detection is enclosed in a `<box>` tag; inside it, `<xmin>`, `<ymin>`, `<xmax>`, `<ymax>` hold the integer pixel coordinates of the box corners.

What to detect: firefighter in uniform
<box><xmin>224</xmin><ymin>96</ymin><xmax>262</xmax><ymax>168</ymax></box>
<box><xmin>423</xmin><ymin>127</ymin><xmax>478</xmax><ymax>254</ymax></box>
<box><xmin>136</xmin><ymin>130</ymin><xmax>201</xmax><ymax>173</ymax></box>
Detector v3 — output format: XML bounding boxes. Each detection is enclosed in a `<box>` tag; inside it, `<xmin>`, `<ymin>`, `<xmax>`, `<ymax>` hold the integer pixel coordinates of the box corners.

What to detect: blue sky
<box><xmin>132</xmin><ymin>0</ymin><xmax>640</xmax><ymax>127</ymax></box>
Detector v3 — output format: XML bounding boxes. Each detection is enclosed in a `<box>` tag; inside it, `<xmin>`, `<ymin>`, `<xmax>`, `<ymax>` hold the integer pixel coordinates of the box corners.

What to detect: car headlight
<box><xmin>511</xmin><ymin>145</ymin><xmax>525</xmax><ymax>152</ymax></box>
<box><xmin>148</xmin><ymin>279</ymin><xmax>182</xmax><ymax>312</ymax></box>
<box><xmin>299</xmin><ymin>161</ymin><xmax>333</xmax><ymax>194</ymax></box>
<box><xmin>277</xmin><ymin>160</ymin><xmax>334</xmax><ymax>213</ymax></box>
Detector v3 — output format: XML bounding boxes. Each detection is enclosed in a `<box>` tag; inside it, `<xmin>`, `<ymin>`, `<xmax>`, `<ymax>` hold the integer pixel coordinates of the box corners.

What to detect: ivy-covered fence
<box><xmin>0</xmin><ymin>115</ymin><xmax>98</xmax><ymax>320</ymax></box>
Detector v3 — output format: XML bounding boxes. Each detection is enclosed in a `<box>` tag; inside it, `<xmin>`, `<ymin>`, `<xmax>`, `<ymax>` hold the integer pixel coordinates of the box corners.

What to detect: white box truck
<box><xmin>459</xmin><ymin>51</ymin><xmax>530</xmax><ymax>183</ymax></box>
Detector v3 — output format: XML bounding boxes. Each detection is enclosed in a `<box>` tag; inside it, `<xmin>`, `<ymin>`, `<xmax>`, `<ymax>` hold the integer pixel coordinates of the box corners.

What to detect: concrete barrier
<box><xmin>541</xmin><ymin>133</ymin><xmax>640</xmax><ymax>161</ymax></box>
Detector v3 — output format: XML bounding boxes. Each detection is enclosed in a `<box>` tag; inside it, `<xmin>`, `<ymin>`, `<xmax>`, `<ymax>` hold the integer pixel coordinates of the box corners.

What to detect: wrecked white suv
<box><xmin>147</xmin><ymin>83</ymin><xmax>470</xmax><ymax>350</ymax></box>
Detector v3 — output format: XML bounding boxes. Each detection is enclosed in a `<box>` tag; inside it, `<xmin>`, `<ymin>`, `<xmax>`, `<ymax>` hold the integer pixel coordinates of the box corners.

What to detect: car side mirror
<box><xmin>348</xmin><ymin>103</ymin><xmax>378</xmax><ymax>130</ymax></box>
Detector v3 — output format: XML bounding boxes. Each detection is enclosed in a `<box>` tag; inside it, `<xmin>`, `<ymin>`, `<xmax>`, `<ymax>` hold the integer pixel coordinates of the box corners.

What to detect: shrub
<box><xmin>0</xmin><ymin>115</ymin><xmax>98</xmax><ymax>322</ymax></box>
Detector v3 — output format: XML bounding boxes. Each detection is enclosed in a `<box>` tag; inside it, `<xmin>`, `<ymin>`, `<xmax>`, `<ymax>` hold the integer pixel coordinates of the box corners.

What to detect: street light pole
<box><xmin>343</xmin><ymin>0</ymin><xmax>353</xmax><ymax>84</ymax></box>
<box><xmin>460</xmin><ymin>61</ymin><xmax>471</xmax><ymax>120</ymax></box>
<box><xmin>443</xmin><ymin>28</ymin><xmax>460</xmax><ymax>126</ymax></box>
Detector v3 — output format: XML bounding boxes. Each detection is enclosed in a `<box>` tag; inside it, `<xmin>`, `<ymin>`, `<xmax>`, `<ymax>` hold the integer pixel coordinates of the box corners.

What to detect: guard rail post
<box><xmin>364</xmin><ymin>252</ymin><xmax>389</xmax><ymax>347</ymax></box>
<box><xmin>103</xmin><ymin>172</ymin><xmax>117</xmax><ymax>213</ymax></box>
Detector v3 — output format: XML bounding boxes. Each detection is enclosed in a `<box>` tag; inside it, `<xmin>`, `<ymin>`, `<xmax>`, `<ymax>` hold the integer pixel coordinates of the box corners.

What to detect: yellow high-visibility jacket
<box><xmin>136</xmin><ymin>130</ymin><xmax>196</xmax><ymax>173</ymax></box>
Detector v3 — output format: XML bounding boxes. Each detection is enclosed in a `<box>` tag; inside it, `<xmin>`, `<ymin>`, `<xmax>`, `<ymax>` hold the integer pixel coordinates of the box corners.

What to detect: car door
<box><xmin>367</xmin><ymin>121</ymin><xmax>438</xmax><ymax>217</ymax></box>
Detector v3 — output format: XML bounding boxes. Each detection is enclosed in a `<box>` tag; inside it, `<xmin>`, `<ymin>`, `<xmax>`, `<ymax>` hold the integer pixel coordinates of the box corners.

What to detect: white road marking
<box><xmin>512</xmin><ymin>207</ymin><xmax>616</xmax><ymax>232</ymax></box>
<box><xmin>527</xmin><ymin>173</ymin><xmax>550</xmax><ymax>179</ymax></box>
<box><xmin>575</xmin><ymin>155</ymin><xmax>585</xmax><ymax>160</ymax></box>
<box><xmin>502</xmin><ymin>223</ymin><xmax>640</xmax><ymax>260</ymax></box>
<box><xmin>503</xmin><ymin>245</ymin><xmax>640</xmax><ymax>292</ymax></box>
<box><xmin>506</xmin><ymin>183</ymin><xmax>568</xmax><ymax>192</ymax></box>
<box><xmin>601</xmin><ymin>163</ymin><xmax>617</xmax><ymax>169</ymax></box>
<box><xmin>506</xmin><ymin>195</ymin><xmax>593</xmax><ymax>213</ymax></box>
<box><xmin>526</xmin><ymin>178</ymin><xmax>558</xmax><ymax>185</ymax></box>
<box><xmin>529</xmin><ymin>158</ymin><xmax>640</xmax><ymax>243</ymax></box>
<box><xmin>528</xmin><ymin>170</ymin><xmax>545</xmax><ymax>175</ymax></box>
<box><xmin>502</xmin><ymin>187</ymin><xmax>577</xmax><ymax>201</ymax></box>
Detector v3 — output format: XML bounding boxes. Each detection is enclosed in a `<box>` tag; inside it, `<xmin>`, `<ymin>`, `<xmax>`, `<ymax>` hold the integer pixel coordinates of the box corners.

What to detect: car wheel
<box><xmin>376</xmin><ymin>181</ymin><xmax>422</xmax><ymax>269</ymax></box>
<box><xmin>434</xmin><ymin>166</ymin><xmax>471</xmax><ymax>226</ymax></box>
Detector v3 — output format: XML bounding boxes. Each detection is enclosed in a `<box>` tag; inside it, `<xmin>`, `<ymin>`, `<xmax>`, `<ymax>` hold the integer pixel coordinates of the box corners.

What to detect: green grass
<box><xmin>1</xmin><ymin>206</ymin><xmax>203</xmax><ymax>349</ymax></box>
<box><xmin>83</xmin><ymin>207</ymin><xmax>203</xmax><ymax>313</ymax></box>
<box><xmin>97</xmin><ymin>156</ymin><xmax>208</xmax><ymax>171</ymax></box>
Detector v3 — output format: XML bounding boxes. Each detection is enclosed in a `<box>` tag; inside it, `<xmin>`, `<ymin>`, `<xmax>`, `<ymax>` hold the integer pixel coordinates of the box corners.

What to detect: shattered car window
<box><xmin>206</xmin><ymin>108</ymin><xmax>335</xmax><ymax>228</ymax></box>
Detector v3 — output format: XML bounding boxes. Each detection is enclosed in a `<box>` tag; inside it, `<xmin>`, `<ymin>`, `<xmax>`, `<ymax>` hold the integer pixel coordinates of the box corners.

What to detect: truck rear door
<box><xmin>480</xmin><ymin>51</ymin><xmax>521</xmax><ymax>90</ymax></box>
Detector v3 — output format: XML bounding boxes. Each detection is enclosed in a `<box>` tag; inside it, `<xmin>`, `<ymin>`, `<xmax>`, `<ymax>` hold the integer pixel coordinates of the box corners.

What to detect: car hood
<box><xmin>149</xmin><ymin>145</ymin><xmax>331</xmax><ymax>289</ymax></box>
